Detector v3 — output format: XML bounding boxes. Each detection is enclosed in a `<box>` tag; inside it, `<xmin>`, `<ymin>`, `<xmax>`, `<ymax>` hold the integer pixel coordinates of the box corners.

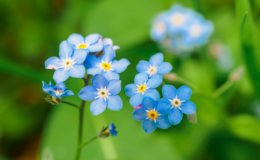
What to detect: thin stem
<box><xmin>212</xmin><ymin>80</ymin><xmax>233</xmax><ymax>98</ymax></box>
<box><xmin>75</xmin><ymin>74</ymin><xmax>91</xmax><ymax>160</ymax></box>
<box><xmin>176</xmin><ymin>75</ymin><xmax>198</xmax><ymax>91</ymax></box>
<box><xmin>60</xmin><ymin>101</ymin><xmax>80</xmax><ymax>109</ymax></box>
<box><xmin>78</xmin><ymin>136</ymin><xmax>97</xmax><ymax>149</ymax></box>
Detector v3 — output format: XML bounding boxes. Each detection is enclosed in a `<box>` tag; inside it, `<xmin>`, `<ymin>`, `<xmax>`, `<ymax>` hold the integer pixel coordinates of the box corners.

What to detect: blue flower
<box><xmin>108</xmin><ymin>123</ymin><xmax>117</xmax><ymax>136</ymax></box>
<box><xmin>136</xmin><ymin>53</ymin><xmax>172</xmax><ymax>78</ymax></box>
<box><xmin>42</xmin><ymin>81</ymin><xmax>74</xmax><ymax>98</ymax></box>
<box><xmin>84</xmin><ymin>45</ymin><xmax>130</xmax><ymax>81</ymax></box>
<box><xmin>45</xmin><ymin>41</ymin><xmax>87</xmax><ymax>83</ymax></box>
<box><xmin>67</xmin><ymin>33</ymin><xmax>103</xmax><ymax>53</ymax></box>
<box><xmin>157</xmin><ymin>85</ymin><xmax>196</xmax><ymax>125</ymax></box>
<box><xmin>150</xmin><ymin>12</ymin><xmax>168</xmax><ymax>42</ymax></box>
<box><xmin>78</xmin><ymin>74</ymin><xmax>122</xmax><ymax>115</ymax></box>
<box><xmin>133</xmin><ymin>97</ymin><xmax>171</xmax><ymax>133</ymax></box>
<box><xmin>100</xmin><ymin>38</ymin><xmax>120</xmax><ymax>50</ymax></box>
<box><xmin>125</xmin><ymin>73</ymin><xmax>162</xmax><ymax>107</ymax></box>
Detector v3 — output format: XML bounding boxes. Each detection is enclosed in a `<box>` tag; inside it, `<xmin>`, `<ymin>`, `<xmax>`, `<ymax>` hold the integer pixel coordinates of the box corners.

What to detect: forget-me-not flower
<box><xmin>133</xmin><ymin>97</ymin><xmax>171</xmax><ymax>133</ymax></box>
<box><xmin>42</xmin><ymin>81</ymin><xmax>73</xmax><ymax>98</ymax></box>
<box><xmin>157</xmin><ymin>85</ymin><xmax>196</xmax><ymax>125</ymax></box>
<box><xmin>84</xmin><ymin>45</ymin><xmax>130</xmax><ymax>80</ymax></box>
<box><xmin>78</xmin><ymin>74</ymin><xmax>122</xmax><ymax>115</ymax></box>
<box><xmin>125</xmin><ymin>73</ymin><xmax>162</xmax><ymax>107</ymax></box>
<box><xmin>136</xmin><ymin>53</ymin><xmax>172</xmax><ymax>78</ymax></box>
<box><xmin>150</xmin><ymin>12</ymin><xmax>168</xmax><ymax>42</ymax></box>
<box><xmin>45</xmin><ymin>41</ymin><xmax>87</xmax><ymax>83</ymax></box>
<box><xmin>107</xmin><ymin>123</ymin><xmax>118</xmax><ymax>136</ymax></box>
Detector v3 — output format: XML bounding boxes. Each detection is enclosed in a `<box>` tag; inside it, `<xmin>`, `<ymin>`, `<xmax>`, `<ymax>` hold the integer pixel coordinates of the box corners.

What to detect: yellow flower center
<box><xmin>101</xmin><ymin>62</ymin><xmax>111</xmax><ymax>71</ymax></box>
<box><xmin>148</xmin><ymin>110</ymin><xmax>158</xmax><ymax>120</ymax></box>
<box><xmin>170</xmin><ymin>96</ymin><xmax>182</xmax><ymax>108</ymax></box>
<box><xmin>189</xmin><ymin>25</ymin><xmax>202</xmax><ymax>37</ymax></box>
<box><xmin>78</xmin><ymin>44</ymin><xmax>87</xmax><ymax>49</ymax></box>
<box><xmin>170</xmin><ymin>13</ymin><xmax>184</xmax><ymax>26</ymax></box>
<box><xmin>54</xmin><ymin>89</ymin><xmax>63</xmax><ymax>95</ymax></box>
<box><xmin>138</xmin><ymin>85</ymin><xmax>146</xmax><ymax>93</ymax></box>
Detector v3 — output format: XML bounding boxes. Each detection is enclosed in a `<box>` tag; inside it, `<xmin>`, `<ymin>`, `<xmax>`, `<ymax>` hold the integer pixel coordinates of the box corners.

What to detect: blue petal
<box><xmin>142</xmin><ymin>96</ymin><xmax>156</xmax><ymax>110</ymax></box>
<box><xmin>149</xmin><ymin>53</ymin><xmax>163</xmax><ymax>66</ymax></box>
<box><xmin>46</xmin><ymin>90</ymin><xmax>57</xmax><ymax>97</ymax></box>
<box><xmin>59</xmin><ymin>41</ymin><xmax>73</xmax><ymax>59</ymax></box>
<box><xmin>53</xmin><ymin>68</ymin><xmax>69</xmax><ymax>83</ymax></box>
<box><xmin>42</xmin><ymin>81</ymin><xmax>49</xmax><ymax>89</ymax></box>
<box><xmin>83</xmin><ymin>55</ymin><xmax>101</xmax><ymax>69</ymax></box>
<box><xmin>180</xmin><ymin>100</ymin><xmax>196</xmax><ymax>114</ymax></box>
<box><xmin>111</xmin><ymin>59</ymin><xmax>130</xmax><ymax>73</ymax></box>
<box><xmin>87</xmin><ymin>67</ymin><xmax>103</xmax><ymax>75</ymax></box>
<box><xmin>107</xmin><ymin>80</ymin><xmax>121</xmax><ymax>95</ymax></box>
<box><xmin>168</xmin><ymin>108</ymin><xmax>183</xmax><ymax>125</ymax></box>
<box><xmin>90</xmin><ymin>98</ymin><xmax>107</xmax><ymax>115</ymax></box>
<box><xmin>177</xmin><ymin>85</ymin><xmax>192</xmax><ymax>101</ymax></box>
<box><xmin>91</xmin><ymin>74</ymin><xmax>108</xmax><ymax>89</ymax></box>
<box><xmin>144</xmin><ymin>89</ymin><xmax>160</xmax><ymax>101</ymax></box>
<box><xmin>55</xmin><ymin>82</ymin><xmax>65</xmax><ymax>88</ymax></box>
<box><xmin>142</xmin><ymin>119</ymin><xmax>157</xmax><ymax>133</ymax></box>
<box><xmin>156</xmin><ymin>98</ymin><xmax>172</xmax><ymax>115</ymax></box>
<box><xmin>103</xmin><ymin>71</ymin><xmax>119</xmax><ymax>81</ymax></box>
<box><xmin>146</xmin><ymin>74</ymin><xmax>162</xmax><ymax>88</ymax></box>
<box><xmin>136</xmin><ymin>60</ymin><xmax>150</xmax><ymax>73</ymax></box>
<box><xmin>162</xmin><ymin>85</ymin><xmax>177</xmax><ymax>100</ymax></box>
<box><xmin>157</xmin><ymin>62</ymin><xmax>172</xmax><ymax>74</ymax></box>
<box><xmin>68</xmin><ymin>64</ymin><xmax>85</xmax><ymax>78</ymax></box>
<box><xmin>132</xmin><ymin>108</ymin><xmax>147</xmax><ymax>121</ymax></box>
<box><xmin>59</xmin><ymin>90</ymin><xmax>74</xmax><ymax>97</ymax></box>
<box><xmin>72</xmin><ymin>49</ymin><xmax>88</xmax><ymax>64</ymax></box>
<box><xmin>130</xmin><ymin>93</ymin><xmax>144</xmax><ymax>107</ymax></box>
<box><xmin>67</xmin><ymin>33</ymin><xmax>84</xmax><ymax>46</ymax></box>
<box><xmin>85</xmin><ymin>33</ymin><xmax>100</xmax><ymax>44</ymax></box>
<box><xmin>124</xmin><ymin>84</ymin><xmax>137</xmax><ymax>97</ymax></box>
<box><xmin>88</xmin><ymin>43</ymin><xmax>103</xmax><ymax>52</ymax></box>
<box><xmin>156</xmin><ymin>115</ymin><xmax>171</xmax><ymax>129</ymax></box>
<box><xmin>45</xmin><ymin>57</ymin><xmax>62</xmax><ymax>70</ymax></box>
<box><xmin>78</xmin><ymin>86</ymin><xmax>98</xmax><ymax>101</ymax></box>
<box><xmin>107</xmin><ymin>95</ymin><xmax>122</xmax><ymax>111</ymax></box>
<box><xmin>134</xmin><ymin>73</ymin><xmax>148</xmax><ymax>86</ymax></box>
<box><xmin>101</xmin><ymin>45</ymin><xmax>115</xmax><ymax>62</ymax></box>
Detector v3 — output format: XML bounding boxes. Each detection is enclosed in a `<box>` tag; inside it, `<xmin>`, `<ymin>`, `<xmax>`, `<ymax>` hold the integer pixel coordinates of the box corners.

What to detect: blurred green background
<box><xmin>1</xmin><ymin>0</ymin><xmax>260</xmax><ymax>159</ymax></box>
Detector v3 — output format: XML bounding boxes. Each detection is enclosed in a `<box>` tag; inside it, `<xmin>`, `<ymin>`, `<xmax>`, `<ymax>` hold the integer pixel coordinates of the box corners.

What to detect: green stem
<box><xmin>176</xmin><ymin>75</ymin><xmax>198</xmax><ymax>91</ymax></box>
<box><xmin>212</xmin><ymin>80</ymin><xmax>233</xmax><ymax>98</ymax></box>
<box><xmin>75</xmin><ymin>75</ymin><xmax>91</xmax><ymax>160</ymax></box>
<box><xmin>60</xmin><ymin>101</ymin><xmax>80</xmax><ymax>109</ymax></box>
<box><xmin>78</xmin><ymin>136</ymin><xmax>98</xmax><ymax>149</ymax></box>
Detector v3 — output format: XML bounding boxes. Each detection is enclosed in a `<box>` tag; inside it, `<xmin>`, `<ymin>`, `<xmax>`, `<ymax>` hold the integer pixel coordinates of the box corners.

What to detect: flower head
<box><xmin>125</xmin><ymin>73</ymin><xmax>162</xmax><ymax>107</ymax></box>
<box><xmin>84</xmin><ymin>45</ymin><xmax>130</xmax><ymax>81</ymax></box>
<box><xmin>157</xmin><ymin>85</ymin><xmax>196</xmax><ymax>125</ymax></box>
<box><xmin>42</xmin><ymin>81</ymin><xmax>73</xmax><ymax>98</ymax></box>
<box><xmin>133</xmin><ymin>97</ymin><xmax>171</xmax><ymax>133</ymax></box>
<box><xmin>98</xmin><ymin>123</ymin><xmax>118</xmax><ymax>138</ymax></box>
<box><xmin>136</xmin><ymin>53</ymin><xmax>172</xmax><ymax>78</ymax></box>
<box><xmin>45</xmin><ymin>41</ymin><xmax>87</xmax><ymax>83</ymax></box>
<box><xmin>78</xmin><ymin>74</ymin><xmax>122</xmax><ymax>115</ymax></box>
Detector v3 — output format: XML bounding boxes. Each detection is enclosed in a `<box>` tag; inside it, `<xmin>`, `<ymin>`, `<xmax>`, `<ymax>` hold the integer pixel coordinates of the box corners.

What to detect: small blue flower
<box><xmin>133</xmin><ymin>97</ymin><xmax>171</xmax><ymax>133</ymax></box>
<box><xmin>136</xmin><ymin>53</ymin><xmax>172</xmax><ymax>78</ymax></box>
<box><xmin>45</xmin><ymin>41</ymin><xmax>87</xmax><ymax>83</ymax></box>
<box><xmin>42</xmin><ymin>81</ymin><xmax>74</xmax><ymax>98</ymax></box>
<box><xmin>84</xmin><ymin>45</ymin><xmax>130</xmax><ymax>81</ymax></box>
<box><xmin>150</xmin><ymin>12</ymin><xmax>168</xmax><ymax>42</ymax></box>
<box><xmin>157</xmin><ymin>85</ymin><xmax>196</xmax><ymax>125</ymax></box>
<box><xmin>108</xmin><ymin>123</ymin><xmax>117</xmax><ymax>136</ymax></box>
<box><xmin>78</xmin><ymin>74</ymin><xmax>122</xmax><ymax>115</ymax></box>
<box><xmin>67</xmin><ymin>33</ymin><xmax>103</xmax><ymax>53</ymax></box>
<box><xmin>125</xmin><ymin>73</ymin><xmax>162</xmax><ymax>107</ymax></box>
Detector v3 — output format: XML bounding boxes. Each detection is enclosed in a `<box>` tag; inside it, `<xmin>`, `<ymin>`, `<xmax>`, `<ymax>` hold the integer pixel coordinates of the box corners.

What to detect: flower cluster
<box><xmin>125</xmin><ymin>53</ymin><xmax>196</xmax><ymax>133</ymax></box>
<box><xmin>43</xmin><ymin>33</ymin><xmax>130</xmax><ymax>115</ymax></box>
<box><xmin>150</xmin><ymin>5</ymin><xmax>213</xmax><ymax>53</ymax></box>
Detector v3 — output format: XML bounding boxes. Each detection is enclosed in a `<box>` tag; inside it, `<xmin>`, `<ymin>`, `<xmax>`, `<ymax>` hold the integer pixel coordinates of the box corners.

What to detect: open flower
<box><xmin>67</xmin><ymin>33</ymin><xmax>103</xmax><ymax>53</ymax></box>
<box><xmin>136</xmin><ymin>53</ymin><xmax>172</xmax><ymax>78</ymax></box>
<box><xmin>125</xmin><ymin>73</ymin><xmax>162</xmax><ymax>107</ymax></box>
<box><xmin>42</xmin><ymin>81</ymin><xmax>73</xmax><ymax>98</ymax></box>
<box><xmin>157</xmin><ymin>85</ymin><xmax>196</xmax><ymax>125</ymax></box>
<box><xmin>84</xmin><ymin>45</ymin><xmax>130</xmax><ymax>81</ymax></box>
<box><xmin>45</xmin><ymin>41</ymin><xmax>87</xmax><ymax>83</ymax></box>
<box><xmin>78</xmin><ymin>74</ymin><xmax>122</xmax><ymax>115</ymax></box>
<box><xmin>133</xmin><ymin>97</ymin><xmax>171</xmax><ymax>133</ymax></box>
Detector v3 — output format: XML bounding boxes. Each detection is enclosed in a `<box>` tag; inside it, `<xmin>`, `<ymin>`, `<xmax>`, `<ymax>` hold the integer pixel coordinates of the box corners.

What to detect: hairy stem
<box><xmin>78</xmin><ymin>136</ymin><xmax>98</xmax><ymax>149</ymax></box>
<box><xmin>212</xmin><ymin>80</ymin><xmax>233</xmax><ymax>98</ymax></box>
<box><xmin>60</xmin><ymin>101</ymin><xmax>80</xmax><ymax>109</ymax></box>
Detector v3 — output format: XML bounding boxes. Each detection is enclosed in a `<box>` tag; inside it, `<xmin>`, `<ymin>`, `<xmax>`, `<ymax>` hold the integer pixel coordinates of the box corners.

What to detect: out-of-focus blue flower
<box><xmin>108</xmin><ymin>123</ymin><xmax>117</xmax><ymax>136</ymax></box>
<box><xmin>67</xmin><ymin>33</ymin><xmax>103</xmax><ymax>53</ymax></box>
<box><xmin>78</xmin><ymin>74</ymin><xmax>122</xmax><ymax>115</ymax></box>
<box><xmin>157</xmin><ymin>85</ymin><xmax>196</xmax><ymax>125</ymax></box>
<box><xmin>150</xmin><ymin>12</ymin><xmax>168</xmax><ymax>42</ymax></box>
<box><xmin>84</xmin><ymin>45</ymin><xmax>130</xmax><ymax>81</ymax></box>
<box><xmin>42</xmin><ymin>81</ymin><xmax>74</xmax><ymax>98</ymax></box>
<box><xmin>133</xmin><ymin>97</ymin><xmax>171</xmax><ymax>133</ymax></box>
<box><xmin>136</xmin><ymin>53</ymin><xmax>172</xmax><ymax>78</ymax></box>
<box><xmin>45</xmin><ymin>41</ymin><xmax>87</xmax><ymax>83</ymax></box>
<box><xmin>98</xmin><ymin>37</ymin><xmax>120</xmax><ymax>50</ymax></box>
<box><xmin>125</xmin><ymin>73</ymin><xmax>162</xmax><ymax>107</ymax></box>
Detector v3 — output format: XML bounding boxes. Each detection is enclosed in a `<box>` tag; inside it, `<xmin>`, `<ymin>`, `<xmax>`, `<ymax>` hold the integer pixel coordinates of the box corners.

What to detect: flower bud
<box><xmin>163</xmin><ymin>73</ymin><xmax>177</xmax><ymax>81</ymax></box>
<box><xmin>97</xmin><ymin>123</ymin><xmax>117</xmax><ymax>139</ymax></box>
<box><xmin>229</xmin><ymin>66</ymin><xmax>244</xmax><ymax>82</ymax></box>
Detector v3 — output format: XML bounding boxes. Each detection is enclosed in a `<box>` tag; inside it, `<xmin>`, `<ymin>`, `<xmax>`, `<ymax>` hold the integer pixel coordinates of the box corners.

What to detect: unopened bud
<box><xmin>187</xmin><ymin>112</ymin><xmax>197</xmax><ymax>123</ymax></box>
<box><xmin>229</xmin><ymin>66</ymin><xmax>244</xmax><ymax>82</ymax></box>
<box><xmin>97</xmin><ymin>123</ymin><xmax>117</xmax><ymax>139</ymax></box>
<box><xmin>163</xmin><ymin>73</ymin><xmax>177</xmax><ymax>81</ymax></box>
